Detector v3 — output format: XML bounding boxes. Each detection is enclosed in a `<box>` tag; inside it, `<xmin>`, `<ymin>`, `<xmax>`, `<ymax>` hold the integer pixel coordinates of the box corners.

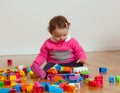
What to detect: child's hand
<box><xmin>76</xmin><ymin>59</ymin><xmax>85</xmax><ymax>64</ymax></box>
<box><xmin>76</xmin><ymin>59</ymin><xmax>90</xmax><ymax>66</ymax></box>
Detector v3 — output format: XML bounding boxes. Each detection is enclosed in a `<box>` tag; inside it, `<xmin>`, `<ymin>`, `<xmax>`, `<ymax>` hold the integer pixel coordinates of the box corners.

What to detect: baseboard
<box><xmin>0</xmin><ymin>48</ymin><xmax>39</xmax><ymax>56</ymax></box>
<box><xmin>84</xmin><ymin>43</ymin><xmax>120</xmax><ymax>52</ymax></box>
<box><xmin>0</xmin><ymin>44</ymin><xmax>120</xmax><ymax>55</ymax></box>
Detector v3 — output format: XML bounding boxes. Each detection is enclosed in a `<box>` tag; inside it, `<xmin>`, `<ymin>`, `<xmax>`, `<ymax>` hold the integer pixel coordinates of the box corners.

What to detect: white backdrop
<box><xmin>0</xmin><ymin>0</ymin><xmax>120</xmax><ymax>55</ymax></box>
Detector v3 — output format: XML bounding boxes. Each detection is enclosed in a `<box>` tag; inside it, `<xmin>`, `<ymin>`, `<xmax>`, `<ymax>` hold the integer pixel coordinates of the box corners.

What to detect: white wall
<box><xmin>0</xmin><ymin>0</ymin><xmax>120</xmax><ymax>55</ymax></box>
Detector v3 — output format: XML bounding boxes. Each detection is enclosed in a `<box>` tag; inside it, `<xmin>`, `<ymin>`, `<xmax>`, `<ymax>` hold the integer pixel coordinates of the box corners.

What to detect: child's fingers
<box><xmin>84</xmin><ymin>62</ymin><xmax>90</xmax><ymax>66</ymax></box>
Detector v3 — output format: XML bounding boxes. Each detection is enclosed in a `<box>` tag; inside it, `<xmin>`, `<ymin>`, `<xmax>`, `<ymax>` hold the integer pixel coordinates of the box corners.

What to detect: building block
<box><xmin>26</xmin><ymin>84</ymin><xmax>33</xmax><ymax>93</ymax></box>
<box><xmin>59</xmin><ymin>82</ymin><xmax>67</xmax><ymax>88</ymax></box>
<box><xmin>10</xmin><ymin>89</ymin><xmax>16</xmax><ymax>93</ymax></box>
<box><xmin>85</xmin><ymin>78</ymin><xmax>93</xmax><ymax>84</ymax></box>
<box><xmin>27</xmin><ymin>67</ymin><xmax>31</xmax><ymax>73</ymax></box>
<box><xmin>14</xmin><ymin>84</ymin><xmax>21</xmax><ymax>92</ymax></box>
<box><xmin>53</xmin><ymin>75</ymin><xmax>63</xmax><ymax>82</ymax></box>
<box><xmin>33</xmin><ymin>88</ymin><xmax>37</xmax><ymax>93</ymax></box>
<box><xmin>88</xmin><ymin>75</ymin><xmax>103</xmax><ymax>87</ymax></box>
<box><xmin>47</xmin><ymin>68</ymin><xmax>58</xmax><ymax>74</ymax></box>
<box><xmin>109</xmin><ymin>76</ymin><xmax>115</xmax><ymax>83</ymax></box>
<box><xmin>63</xmin><ymin>67</ymin><xmax>72</xmax><ymax>73</ymax></box>
<box><xmin>0</xmin><ymin>82</ymin><xmax>4</xmax><ymax>87</ymax></box>
<box><xmin>82</xmin><ymin>75</ymin><xmax>89</xmax><ymax>79</ymax></box>
<box><xmin>79</xmin><ymin>76</ymin><xmax>83</xmax><ymax>81</ymax></box>
<box><xmin>15</xmin><ymin>72</ymin><xmax>21</xmax><ymax>79</ymax></box>
<box><xmin>69</xmin><ymin>80</ymin><xmax>77</xmax><ymax>83</ymax></box>
<box><xmin>73</xmin><ymin>67</ymin><xmax>88</xmax><ymax>73</ymax></box>
<box><xmin>7</xmin><ymin>59</ymin><xmax>12</xmax><ymax>66</ymax></box>
<box><xmin>29</xmin><ymin>70</ymin><xmax>37</xmax><ymax>78</ymax></box>
<box><xmin>40</xmin><ymin>82</ymin><xmax>50</xmax><ymax>91</ymax></box>
<box><xmin>4</xmin><ymin>80</ymin><xmax>11</xmax><ymax>86</ymax></box>
<box><xmin>95</xmin><ymin>75</ymin><xmax>103</xmax><ymax>80</ymax></box>
<box><xmin>0</xmin><ymin>88</ymin><xmax>10</xmax><ymax>93</ymax></box>
<box><xmin>11</xmin><ymin>81</ymin><xmax>17</xmax><ymax>87</ymax></box>
<box><xmin>59</xmin><ymin>79</ymin><xmax>66</xmax><ymax>83</ymax></box>
<box><xmin>116</xmin><ymin>76</ymin><xmax>120</xmax><ymax>82</ymax></box>
<box><xmin>64</xmin><ymin>74</ymin><xmax>75</xmax><ymax>81</ymax></box>
<box><xmin>54</xmin><ymin>64</ymin><xmax>61</xmax><ymax>71</ymax></box>
<box><xmin>47</xmin><ymin>84</ymin><xmax>56</xmax><ymax>92</ymax></box>
<box><xmin>81</xmin><ymin>70</ymin><xmax>89</xmax><ymax>75</ymax></box>
<box><xmin>0</xmin><ymin>76</ymin><xmax>7</xmax><ymax>81</ymax></box>
<box><xmin>21</xmin><ymin>83</ymin><xmax>28</xmax><ymax>92</ymax></box>
<box><xmin>47</xmin><ymin>74</ymin><xmax>54</xmax><ymax>81</ymax></box>
<box><xmin>99</xmin><ymin>67</ymin><xmax>107</xmax><ymax>73</ymax></box>
<box><xmin>19</xmin><ymin>70</ymin><xmax>25</xmax><ymax>77</ymax></box>
<box><xmin>88</xmin><ymin>80</ymin><xmax>97</xmax><ymax>87</ymax></box>
<box><xmin>54</xmin><ymin>82</ymin><xmax>59</xmax><ymax>85</ymax></box>
<box><xmin>74</xmin><ymin>83</ymin><xmax>80</xmax><ymax>89</ymax></box>
<box><xmin>69</xmin><ymin>75</ymin><xmax>79</xmax><ymax>81</ymax></box>
<box><xmin>53</xmin><ymin>87</ymin><xmax>63</xmax><ymax>93</ymax></box>
<box><xmin>2</xmin><ymin>73</ymin><xmax>8</xmax><ymax>77</ymax></box>
<box><xmin>34</xmin><ymin>82</ymin><xmax>40</xmax><ymax>88</ymax></box>
<box><xmin>33</xmin><ymin>82</ymin><xmax>44</xmax><ymax>93</ymax></box>
<box><xmin>63</xmin><ymin>84</ymin><xmax>75</xmax><ymax>92</ymax></box>
<box><xmin>18</xmin><ymin>65</ymin><xmax>24</xmax><ymax>70</ymax></box>
<box><xmin>37</xmin><ymin>86</ymin><xmax>44</xmax><ymax>93</ymax></box>
<box><xmin>9</xmin><ymin>75</ymin><xmax>16</xmax><ymax>81</ymax></box>
<box><xmin>23</xmin><ymin>67</ymin><xmax>27</xmax><ymax>74</ymax></box>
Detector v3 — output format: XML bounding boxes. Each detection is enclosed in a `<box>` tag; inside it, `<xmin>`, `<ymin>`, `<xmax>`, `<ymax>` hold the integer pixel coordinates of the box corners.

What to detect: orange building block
<box><xmin>63</xmin><ymin>67</ymin><xmax>72</xmax><ymax>72</ymax></box>
<box><xmin>53</xmin><ymin>75</ymin><xmax>63</xmax><ymax>82</ymax></box>
<box><xmin>47</xmin><ymin>68</ymin><xmax>58</xmax><ymax>74</ymax></box>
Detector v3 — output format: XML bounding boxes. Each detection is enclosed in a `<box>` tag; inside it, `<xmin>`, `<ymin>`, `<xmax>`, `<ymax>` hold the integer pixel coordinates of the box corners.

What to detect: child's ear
<box><xmin>68</xmin><ymin>22</ymin><xmax>71</xmax><ymax>28</ymax></box>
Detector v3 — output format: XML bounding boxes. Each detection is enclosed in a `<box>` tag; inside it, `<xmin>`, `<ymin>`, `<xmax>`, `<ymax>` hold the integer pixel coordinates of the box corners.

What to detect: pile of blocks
<box><xmin>0</xmin><ymin>59</ymin><xmax>120</xmax><ymax>93</ymax></box>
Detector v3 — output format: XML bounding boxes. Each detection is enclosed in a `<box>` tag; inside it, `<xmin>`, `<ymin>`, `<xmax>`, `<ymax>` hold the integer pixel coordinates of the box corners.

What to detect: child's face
<box><xmin>51</xmin><ymin>28</ymin><xmax>68</xmax><ymax>42</ymax></box>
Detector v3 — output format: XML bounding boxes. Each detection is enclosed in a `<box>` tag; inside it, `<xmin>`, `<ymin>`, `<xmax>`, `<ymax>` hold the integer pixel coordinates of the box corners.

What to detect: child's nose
<box><xmin>60</xmin><ymin>36</ymin><xmax>64</xmax><ymax>40</ymax></box>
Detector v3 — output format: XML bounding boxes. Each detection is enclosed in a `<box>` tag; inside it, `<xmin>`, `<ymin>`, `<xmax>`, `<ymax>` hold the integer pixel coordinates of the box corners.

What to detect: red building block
<box><xmin>4</xmin><ymin>80</ymin><xmax>11</xmax><ymax>86</ymax></box>
<box><xmin>38</xmin><ymin>86</ymin><xmax>44</xmax><ymax>93</ymax></box>
<box><xmin>7</xmin><ymin>59</ymin><xmax>12</xmax><ymax>66</ymax></box>
<box><xmin>10</xmin><ymin>89</ymin><xmax>16</xmax><ymax>93</ymax></box>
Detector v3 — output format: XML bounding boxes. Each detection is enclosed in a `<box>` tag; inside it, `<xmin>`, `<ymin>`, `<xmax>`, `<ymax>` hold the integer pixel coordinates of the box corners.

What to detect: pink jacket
<box><xmin>34</xmin><ymin>36</ymin><xmax>86</xmax><ymax>66</ymax></box>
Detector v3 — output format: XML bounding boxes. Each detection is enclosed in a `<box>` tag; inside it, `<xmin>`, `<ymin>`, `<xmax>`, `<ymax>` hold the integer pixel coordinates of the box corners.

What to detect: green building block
<box><xmin>0</xmin><ymin>82</ymin><xmax>4</xmax><ymax>87</ymax></box>
<box><xmin>116</xmin><ymin>76</ymin><xmax>120</xmax><ymax>82</ymax></box>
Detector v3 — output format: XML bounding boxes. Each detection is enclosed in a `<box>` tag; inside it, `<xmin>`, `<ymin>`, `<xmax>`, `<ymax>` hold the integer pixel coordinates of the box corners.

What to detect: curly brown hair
<box><xmin>48</xmin><ymin>15</ymin><xmax>70</xmax><ymax>34</ymax></box>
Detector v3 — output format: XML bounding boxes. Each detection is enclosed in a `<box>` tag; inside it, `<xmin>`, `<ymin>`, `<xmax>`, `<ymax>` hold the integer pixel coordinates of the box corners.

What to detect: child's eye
<box><xmin>56</xmin><ymin>36</ymin><xmax>60</xmax><ymax>37</ymax></box>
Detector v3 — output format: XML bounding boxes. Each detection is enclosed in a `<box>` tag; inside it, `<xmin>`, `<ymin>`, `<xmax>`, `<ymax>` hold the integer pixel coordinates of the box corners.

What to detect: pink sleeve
<box><xmin>34</xmin><ymin>42</ymin><xmax>48</xmax><ymax>66</ymax></box>
<box><xmin>71</xmin><ymin>38</ymin><xmax>86</xmax><ymax>60</ymax></box>
<box><xmin>31</xmin><ymin>62</ymin><xmax>46</xmax><ymax>79</ymax></box>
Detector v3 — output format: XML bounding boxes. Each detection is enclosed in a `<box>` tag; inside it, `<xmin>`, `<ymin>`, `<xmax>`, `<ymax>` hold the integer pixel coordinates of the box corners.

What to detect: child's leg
<box><xmin>43</xmin><ymin>62</ymin><xmax>56</xmax><ymax>79</ymax></box>
<box><xmin>59</xmin><ymin>60</ymin><xmax>83</xmax><ymax>67</ymax></box>
<box><xmin>43</xmin><ymin>62</ymin><xmax>56</xmax><ymax>72</ymax></box>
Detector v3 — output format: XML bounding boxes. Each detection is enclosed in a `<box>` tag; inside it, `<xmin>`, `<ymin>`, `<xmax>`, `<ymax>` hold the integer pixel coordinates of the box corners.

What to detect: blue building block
<box><xmin>69</xmin><ymin>79</ymin><xmax>77</xmax><ymax>83</ymax></box>
<box><xmin>109</xmin><ymin>76</ymin><xmax>115</xmax><ymax>83</ymax></box>
<box><xmin>14</xmin><ymin>84</ymin><xmax>21</xmax><ymax>92</ymax></box>
<box><xmin>54</xmin><ymin>82</ymin><xmax>59</xmax><ymax>85</ymax></box>
<box><xmin>0</xmin><ymin>88</ymin><xmax>10</xmax><ymax>93</ymax></box>
<box><xmin>40</xmin><ymin>82</ymin><xmax>50</xmax><ymax>91</ymax></box>
<box><xmin>2</xmin><ymin>73</ymin><xmax>8</xmax><ymax>77</ymax></box>
<box><xmin>27</xmin><ymin>67</ymin><xmax>31</xmax><ymax>73</ymax></box>
<box><xmin>99</xmin><ymin>67</ymin><xmax>107</xmax><ymax>73</ymax></box>
<box><xmin>65</xmin><ymin>74</ymin><xmax>75</xmax><ymax>81</ymax></box>
<box><xmin>47</xmin><ymin>84</ymin><xmax>56</xmax><ymax>92</ymax></box>
<box><xmin>79</xmin><ymin>76</ymin><xmax>83</xmax><ymax>81</ymax></box>
<box><xmin>55</xmin><ymin>65</ymin><xmax>61</xmax><ymax>71</ymax></box>
<box><xmin>53</xmin><ymin>87</ymin><xmax>63</xmax><ymax>93</ymax></box>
